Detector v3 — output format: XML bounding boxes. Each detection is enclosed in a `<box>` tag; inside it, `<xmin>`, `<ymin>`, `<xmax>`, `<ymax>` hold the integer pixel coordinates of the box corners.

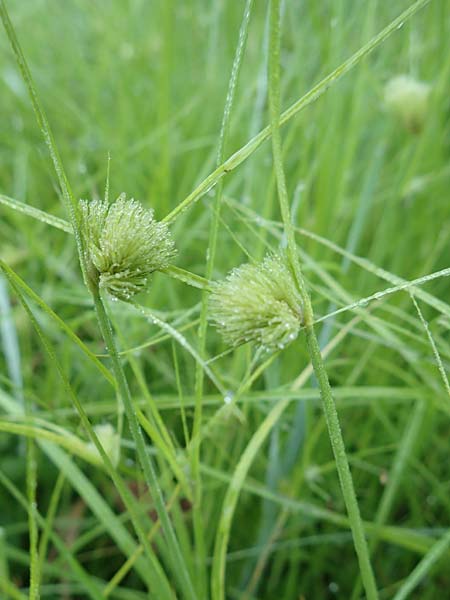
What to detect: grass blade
<box><xmin>163</xmin><ymin>0</ymin><xmax>431</xmax><ymax>224</ymax></box>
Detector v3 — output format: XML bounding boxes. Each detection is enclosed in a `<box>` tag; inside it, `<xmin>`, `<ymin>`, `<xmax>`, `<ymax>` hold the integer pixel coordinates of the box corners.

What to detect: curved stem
<box><xmin>266</xmin><ymin>1</ymin><xmax>379</xmax><ymax>598</ymax></box>
<box><xmin>92</xmin><ymin>291</ymin><xmax>197</xmax><ymax>600</ymax></box>
<box><xmin>192</xmin><ymin>2</ymin><xmax>253</xmax><ymax>596</ymax></box>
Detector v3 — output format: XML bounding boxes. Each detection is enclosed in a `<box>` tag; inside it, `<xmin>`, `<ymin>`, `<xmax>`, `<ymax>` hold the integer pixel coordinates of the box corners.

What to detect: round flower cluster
<box><xmin>86</xmin><ymin>423</ymin><xmax>120</xmax><ymax>467</ymax></box>
<box><xmin>208</xmin><ymin>254</ymin><xmax>303</xmax><ymax>352</ymax></box>
<box><xmin>384</xmin><ymin>74</ymin><xmax>431</xmax><ymax>134</ymax></box>
<box><xmin>79</xmin><ymin>194</ymin><xmax>176</xmax><ymax>300</ymax></box>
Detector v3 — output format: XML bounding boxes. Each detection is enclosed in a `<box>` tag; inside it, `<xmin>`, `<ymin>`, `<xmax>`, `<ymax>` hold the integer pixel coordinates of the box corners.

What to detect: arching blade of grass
<box><xmin>202</xmin><ymin>462</ymin><xmax>445</xmax><ymax>558</ymax></box>
<box><xmin>0</xmin><ymin>274</ymin><xmax>24</xmax><ymax>405</ymax></box>
<box><xmin>0</xmin><ymin>193</ymin><xmax>72</xmax><ymax>233</ymax></box>
<box><xmin>314</xmin><ymin>268</ymin><xmax>450</xmax><ymax>325</ymax></box>
<box><xmin>227</xmin><ymin>199</ymin><xmax>450</xmax><ymax>320</ymax></box>
<box><xmin>0</xmin><ymin>470</ymin><xmax>103</xmax><ymax>600</ymax></box>
<box><xmin>210</xmin><ymin>314</ymin><xmax>365</xmax><ymax>599</ymax></box>
<box><xmin>392</xmin><ymin>529</ymin><xmax>450</xmax><ymax>600</ymax></box>
<box><xmin>0</xmin><ymin>3</ymin><xmax>197</xmax><ymax>595</ymax></box>
<box><xmin>193</xmin><ymin>2</ymin><xmax>253</xmax><ymax>594</ymax></box>
<box><xmin>163</xmin><ymin>0</ymin><xmax>431</xmax><ymax>225</ymax></box>
<box><xmin>0</xmin><ymin>260</ymin><xmax>114</xmax><ymax>386</ymax></box>
<box><xmin>0</xmin><ymin>421</ymin><xmax>109</xmax><ymax>466</ymax></box>
<box><xmin>2</xmin><ymin>271</ymin><xmax>174</xmax><ymax>598</ymax></box>
<box><xmin>259</xmin><ymin>1</ymin><xmax>376</xmax><ymax>598</ymax></box>
<box><xmin>350</xmin><ymin>399</ymin><xmax>428</xmax><ymax>600</ymax></box>
<box><xmin>0</xmin><ymin>195</ymin><xmax>210</xmax><ymax>292</ymax></box>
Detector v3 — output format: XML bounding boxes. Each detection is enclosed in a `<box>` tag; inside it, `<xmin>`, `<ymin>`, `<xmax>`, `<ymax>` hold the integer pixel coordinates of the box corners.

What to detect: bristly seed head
<box><xmin>79</xmin><ymin>194</ymin><xmax>176</xmax><ymax>300</ymax></box>
<box><xmin>208</xmin><ymin>254</ymin><xmax>303</xmax><ymax>352</ymax></box>
<box><xmin>384</xmin><ymin>74</ymin><xmax>431</xmax><ymax>134</ymax></box>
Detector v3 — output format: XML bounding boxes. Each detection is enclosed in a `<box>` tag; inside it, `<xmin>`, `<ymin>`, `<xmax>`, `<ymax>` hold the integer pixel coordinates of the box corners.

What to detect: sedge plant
<box><xmin>2</xmin><ymin>0</ymin><xmax>448</xmax><ymax>599</ymax></box>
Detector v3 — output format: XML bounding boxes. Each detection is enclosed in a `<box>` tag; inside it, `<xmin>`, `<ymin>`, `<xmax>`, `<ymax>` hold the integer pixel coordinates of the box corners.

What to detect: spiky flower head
<box><xmin>384</xmin><ymin>75</ymin><xmax>431</xmax><ymax>133</ymax></box>
<box><xmin>208</xmin><ymin>254</ymin><xmax>303</xmax><ymax>352</ymax></box>
<box><xmin>79</xmin><ymin>194</ymin><xmax>176</xmax><ymax>300</ymax></box>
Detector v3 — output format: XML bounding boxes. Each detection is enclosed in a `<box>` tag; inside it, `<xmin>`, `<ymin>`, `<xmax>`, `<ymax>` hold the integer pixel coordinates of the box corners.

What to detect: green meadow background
<box><xmin>0</xmin><ymin>1</ymin><xmax>449</xmax><ymax>598</ymax></box>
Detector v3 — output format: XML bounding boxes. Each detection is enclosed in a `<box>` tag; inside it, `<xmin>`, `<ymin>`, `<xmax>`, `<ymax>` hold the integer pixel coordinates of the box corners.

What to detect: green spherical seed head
<box><xmin>384</xmin><ymin>74</ymin><xmax>431</xmax><ymax>134</ymax></box>
<box><xmin>86</xmin><ymin>423</ymin><xmax>121</xmax><ymax>467</ymax></box>
<box><xmin>209</xmin><ymin>254</ymin><xmax>303</xmax><ymax>352</ymax></box>
<box><xmin>79</xmin><ymin>194</ymin><xmax>176</xmax><ymax>300</ymax></box>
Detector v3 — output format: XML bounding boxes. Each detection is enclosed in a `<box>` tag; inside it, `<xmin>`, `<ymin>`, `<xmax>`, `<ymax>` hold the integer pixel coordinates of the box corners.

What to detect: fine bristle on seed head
<box><xmin>208</xmin><ymin>253</ymin><xmax>303</xmax><ymax>352</ymax></box>
<box><xmin>79</xmin><ymin>194</ymin><xmax>176</xmax><ymax>301</ymax></box>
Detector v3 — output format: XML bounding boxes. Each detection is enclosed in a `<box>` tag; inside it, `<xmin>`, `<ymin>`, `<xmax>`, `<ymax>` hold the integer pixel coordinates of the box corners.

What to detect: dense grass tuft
<box><xmin>0</xmin><ymin>1</ymin><xmax>449</xmax><ymax>599</ymax></box>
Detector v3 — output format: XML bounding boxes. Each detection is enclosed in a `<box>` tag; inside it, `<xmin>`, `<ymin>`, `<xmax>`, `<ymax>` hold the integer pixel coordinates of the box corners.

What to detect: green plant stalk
<box><xmin>102</xmin><ymin>484</ymin><xmax>181</xmax><ymax>599</ymax></box>
<box><xmin>0</xmin><ymin>529</ymin><xmax>9</xmax><ymax>582</ymax></box>
<box><xmin>0</xmin><ymin>4</ymin><xmax>195</xmax><ymax>595</ymax></box>
<box><xmin>0</xmin><ymin>578</ymin><xmax>26</xmax><ymax>600</ymax></box>
<box><xmin>0</xmin><ymin>0</ymin><xmax>84</xmax><ymax>270</ymax></box>
<box><xmin>25</xmin><ymin>404</ymin><xmax>39</xmax><ymax>600</ymax></box>
<box><xmin>162</xmin><ymin>0</ymin><xmax>430</xmax><ymax>226</ymax></box>
<box><xmin>91</xmin><ymin>290</ymin><xmax>197</xmax><ymax>600</ymax></box>
<box><xmin>304</xmin><ymin>330</ymin><xmax>379</xmax><ymax>597</ymax></box>
<box><xmin>392</xmin><ymin>529</ymin><xmax>450</xmax><ymax>600</ymax></box>
<box><xmin>192</xmin><ymin>2</ymin><xmax>253</xmax><ymax>594</ymax></box>
<box><xmin>225</xmin><ymin>199</ymin><xmax>450</xmax><ymax>319</ymax></box>
<box><xmin>210</xmin><ymin>317</ymin><xmax>363</xmax><ymax>599</ymax></box>
<box><xmin>3</xmin><ymin>267</ymin><xmax>174</xmax><ymax>596</ymax></box>
<box><xmin>0</xmin><ymin>470</ymin><xmax>102</xmax><ymax>600</ymax></box>
<box><xmin>37</xmin><ymin>472</ymin><xmax>65</xmax><ymax>580</ymax></box>
<box><xmin>110</xmin><ymin>310</ymin><xmax>192</xmax><ymax>500</ymax></box>
<box><xmin>351</xmin><ymin>399</ymin><xmax>426</xmax><ymax>600</ymax></box>
<box><xmin>267</xmin><ymin>1</ymin><xmax>378</xmax><ymax>599</ymax></box>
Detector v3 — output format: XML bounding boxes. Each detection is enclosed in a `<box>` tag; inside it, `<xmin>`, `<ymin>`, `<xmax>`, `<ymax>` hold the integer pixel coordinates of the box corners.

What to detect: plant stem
<box><xmin>192</xmin><ymin>2</ymin><xmax>253</xmax><ymax>595</ymax></box>
<box><xmin>92</xmin><ymin>290</ymin><xmax>197</xmax><ymax>600</ymax></box>
<box><xmin>267</xmin><ymin>1</ymin><xmax>378</xmax><ymax>598</ymax></box>
<box><xmin>26</xmin><ymin>405</ymin><xmax>39</xmax><ymax>600</ymax></box>
<box><xmin>4</xmin><ymin>268</ymin><xmax>173</xmax><ymax>596</ymax></box>
<box><xmin>304</xmin><ymin>326</ymin><xmax>378</xmax><ymax>599</ymax></box>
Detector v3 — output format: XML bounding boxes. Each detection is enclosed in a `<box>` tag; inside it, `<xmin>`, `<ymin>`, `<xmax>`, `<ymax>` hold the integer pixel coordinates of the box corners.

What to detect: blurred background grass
<box><xmin>0</xmin><ymin>1</ymin><xmax>449</xmax><ymax>598</ymax></box>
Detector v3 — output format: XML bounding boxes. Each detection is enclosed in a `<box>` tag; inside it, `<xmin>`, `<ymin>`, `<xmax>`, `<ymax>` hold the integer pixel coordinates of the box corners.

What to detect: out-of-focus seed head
<box><xmin>86</xmin><ymin>423</ymin><xmax>121</xmax><ymax>467</ymax></box>
<box><xmin>384</xmin><ymin>75</ymin><xmax>431</xmax><ymax>134</ymax></box>
<box><xmin>79</xmin><ymin>194</ymin><xmax>176</xmax><ymax>300</ymax></box>
<box><xmin>208</xmin><ymin>254</ymin><xmax>303</xmax><ymax>352</ymax></box>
